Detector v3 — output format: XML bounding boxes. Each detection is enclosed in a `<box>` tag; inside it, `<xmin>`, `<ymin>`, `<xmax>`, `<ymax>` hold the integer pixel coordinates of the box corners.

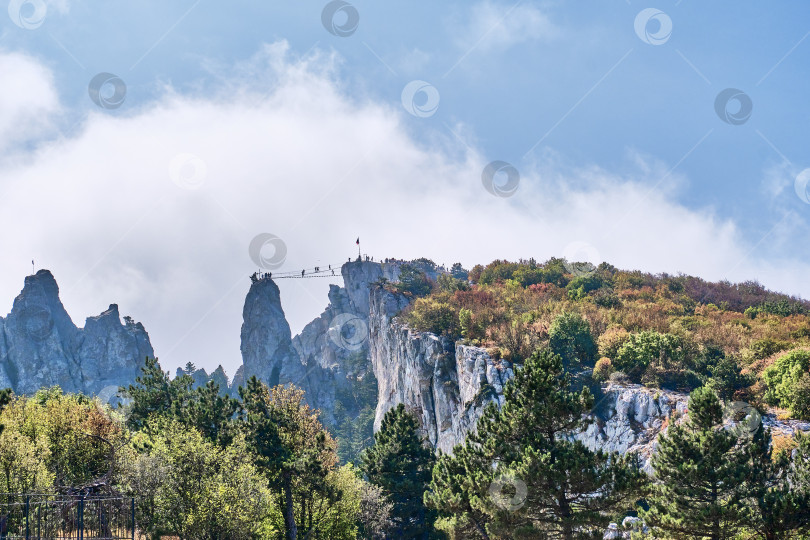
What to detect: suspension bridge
<box><xmin>251</xmin><ymin>255</ymin><xmax>396</xmax><ymax>281</ymax></box>
<box><xmin>251</xmin><ymin>264</ymin><xmax>344</xmax><ymax>280</ymax></box>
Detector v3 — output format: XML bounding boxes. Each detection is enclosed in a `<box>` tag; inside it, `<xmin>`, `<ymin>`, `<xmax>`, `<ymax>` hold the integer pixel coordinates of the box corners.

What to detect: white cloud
<box><xmin>1</xmin><ymin>42</ymin><xmax>808</xmax><ymax>379</ymax></box>
<box><xmin>455</xmin><ymin>1</ymin><xmax>559</xmax><ymax>53</ymax></box>
<box><xmin>0</xmin><ymin>51</ymin><xmax>60</xmax><ymax>152</ymax></box>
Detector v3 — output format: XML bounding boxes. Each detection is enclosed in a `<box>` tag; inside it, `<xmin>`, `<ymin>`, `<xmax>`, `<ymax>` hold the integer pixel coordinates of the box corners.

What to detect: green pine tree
<box><xmin>743</xmin><ymin>422</ymin><xmax>810</xmax><ymax>540</ymax></box>
<box><xmin>791</xmin><ymin>432</ymin><xmax>810</xmax><ymax>495</ymax></box>
<box><xmin>122</xmin><ymin>356</ymin><xmax>195</xmax><ymax>430</ymax></box>
<box><xmin>239</xmin><ymin>376</ymin><xmax>337</xmax><ymax>540</ymax></box>
<box><xmin>394</xmin><ymin>265</ymin><xmax>433</xmax><ymax>296</ymax></box>
<box><xmin>643</xmin><ymin>387</ymin><xmax>749</xmax><ymax>539</ymax></box>
<box><xmin>187</xmin><ymin>379</ymin><xmax>239</xmax><ymax>446</ymax></box>
<box><xmin>427</xmin><ymin>442</ymin><xmax>494</xmax><ymax>539</ymax></box>
<box><xmin>361</xmin><ymin>403</ymin><xmax>439</xmax><ymax>539</ymax></box>
<box><xmin>0</xmin><ymin>388</ymin><xmax>11</xmax><ymax>436</ymax></box>
<box><xmin>777</xmin><ymin>432</ymin><xmax>810</xmax><ymax>536</ymax></box>
<box><xmin>238</xmin><ymin>376</ymin><xmax>293</xmax><ymax>537</ymax></box>
<box><xmin>427</xmin><ymin>348</ymin><xmax>644</xmax><ymax>539</ymax></box>
<box><xmin>125</xmin><ymin>357</ymin><xmax>238</xmax><ymax>447</ymax></box>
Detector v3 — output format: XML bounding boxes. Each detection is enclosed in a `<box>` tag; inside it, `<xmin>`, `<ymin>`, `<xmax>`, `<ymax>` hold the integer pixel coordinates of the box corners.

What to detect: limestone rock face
<box><xmin>240</xmin><ymin>277</ymin><xmax>306</xmax><ymax>388</ymax></box>
<box><xmin>240</xmin><ymin>260</ymin><xmax>396</xmax><ymax>424</ymax></box>
<box><xmin>580</xmin><ymin>384</ymin><xmax>689</xmax><ymax>471</ymax></box>
<box><xmin>341</xmin><ymin>261</ymin><xmax>385</xmax><ymax>320</ymax></box>
<box><xmin>0</xmin><ymin>270</ymin><xmax>153</xmax><ymax>396</ymax></box>
<box><xmin>238</xmin><ymin>258</ymin><xmax>441</xmax><ymax>424</ymax></box>
<box><xmin>231</xmin><ymin>365</ymin><xmax>245</xmax><ymax>395</ymax></box>
<box><xmin>368</xmin><ymin>285</ymin><xmax>513</xmax><ymax>453</ymax></box>
<box><xmin>78</xmin><ymin>304</ymin><xmax>154</xmax><ymax>396</ymax></box>
<box><xmin>579</xmin><ymin>384</ymin><xmax>808</xmax><ymax>471</ymax></box>
<box><xmin>239</xmin><ymin>275</ymin><xmax>337</xmax><ymax>421</ymax></box>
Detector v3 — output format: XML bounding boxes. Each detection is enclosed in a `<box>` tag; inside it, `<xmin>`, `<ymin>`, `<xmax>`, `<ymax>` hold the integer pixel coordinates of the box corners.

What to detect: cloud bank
<box><xmin>0</xmin><ymin>51</ymin><xmax>59</xmax><ymax>151</ymax></box>
<box><xmin>1</xmin><ymin>41</ymin><xmax>807</xmax><ymax>377</ymax></box>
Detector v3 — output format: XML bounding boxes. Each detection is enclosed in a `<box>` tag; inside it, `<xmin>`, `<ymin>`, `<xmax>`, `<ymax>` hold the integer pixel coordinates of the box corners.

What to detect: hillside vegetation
<box><xmin>398</xmin><ymin>258</ymin><xmax>810</xmax><ymax>419</ymax></box>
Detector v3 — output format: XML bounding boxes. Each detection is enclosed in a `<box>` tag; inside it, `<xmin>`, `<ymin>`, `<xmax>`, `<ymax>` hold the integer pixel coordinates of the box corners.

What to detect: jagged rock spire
<box><xmin>0</xmin><ymin>270</ymin><xmax>153</xmax><ymax>395</ymax></box>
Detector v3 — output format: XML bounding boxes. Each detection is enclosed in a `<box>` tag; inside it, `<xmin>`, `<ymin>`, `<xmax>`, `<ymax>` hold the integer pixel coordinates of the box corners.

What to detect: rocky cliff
<box><xmin>241</xmin><ymin>262</ymin><xmax>691</xmax><ymax>455</ymax></box>
<box><xmin>0</xmin><ymin>270</ymin><xmax>154</xmax><ymax>396</ymax></box>
<box><xmin>368</xmin><ymin>284</ymin><xmax>513</xmax><ymax>452</ymax></box>
<box><xmin>365</xmin><ymin>282</ymin><xmax>810</xmax><ymax>461</ymax></box>
<box><xmin>241</xmin><ymin>259</ymin><xmax>810</xmax><ymax>459</ymax></box>
<box><xmin>240</xmin><ymin>260</ymin><xmax>409</xmax><ymax>424</ymax></box>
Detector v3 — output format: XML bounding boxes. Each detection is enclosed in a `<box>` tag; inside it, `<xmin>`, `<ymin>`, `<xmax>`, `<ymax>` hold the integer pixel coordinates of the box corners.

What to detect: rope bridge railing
<box><xmin>0</xmin><ymin>494</ymin><xmax>135</xmax><ymax>540</ymax></box>
<box><xmin>251</xmin><ymin>254</ymin><xmax>401</xmax><ymax>281</ymax></box>
<box><xmin>250</xmin><ymin>255</ymin><xmax>448</xmax><ymax>281</ymax></box>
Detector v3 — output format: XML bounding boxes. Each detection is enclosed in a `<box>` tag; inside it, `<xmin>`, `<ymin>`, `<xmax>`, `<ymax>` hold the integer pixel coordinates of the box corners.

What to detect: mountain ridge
<box><xmin>0</xmin><ymin>269</ymin><xmax>153</xmax><ymax>395</ymax></box>
<box><xmin>3</xmin><ymin>259</ymin><xmax>810</xmax><ymax>464</ymax></box>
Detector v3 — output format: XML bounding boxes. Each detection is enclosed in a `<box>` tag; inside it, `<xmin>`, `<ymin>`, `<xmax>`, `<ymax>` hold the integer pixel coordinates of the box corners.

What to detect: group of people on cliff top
<box><xmin>251</xmin><ymin>256</ymin><xmax>450</xmax><ymax>282</ymax></box>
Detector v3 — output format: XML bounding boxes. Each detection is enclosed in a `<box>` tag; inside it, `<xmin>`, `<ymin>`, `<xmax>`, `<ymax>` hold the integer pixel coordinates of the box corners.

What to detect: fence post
<box><xmin>78</xmin><ymin>496</ymin><xmax>84</xmax><ymax>540</ymax></box>
<box><xmin>24</xmin><ymin>495</ymin><xmax>29</xmax><ymax>540</ymax></box>
<box><xmin>131</xmin><ymin>498</ymin><xmax>135</xmax><ymax>540</ymax></box>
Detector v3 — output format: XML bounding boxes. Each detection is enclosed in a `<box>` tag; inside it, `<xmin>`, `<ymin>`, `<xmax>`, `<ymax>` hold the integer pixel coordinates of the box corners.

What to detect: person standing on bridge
<box><xmin>301</xmin><ymin>269</ymin><xmax>305</xmax><ymax>277</ymax></box>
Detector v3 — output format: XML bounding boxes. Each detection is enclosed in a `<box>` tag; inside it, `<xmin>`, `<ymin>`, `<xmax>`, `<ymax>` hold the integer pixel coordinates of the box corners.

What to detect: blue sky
<box><xmin>1</xmin><ymin>1</ymin><xmax>809</xmax><ymax>375</ymax></box>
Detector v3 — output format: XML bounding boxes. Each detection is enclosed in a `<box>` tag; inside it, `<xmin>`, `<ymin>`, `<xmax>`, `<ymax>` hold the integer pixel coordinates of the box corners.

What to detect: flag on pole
<box><xmin>356</xmin><ymin>237</ymin><xmax>360</xmax><ymax>245</ymax></box>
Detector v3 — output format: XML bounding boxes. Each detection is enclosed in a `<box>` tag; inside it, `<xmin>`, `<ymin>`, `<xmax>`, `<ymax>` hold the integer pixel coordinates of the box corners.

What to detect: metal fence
<box><xmin>0</xmin><ymin>494</ymin><xmax>135</xmax><ymax>540</ymax></box>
